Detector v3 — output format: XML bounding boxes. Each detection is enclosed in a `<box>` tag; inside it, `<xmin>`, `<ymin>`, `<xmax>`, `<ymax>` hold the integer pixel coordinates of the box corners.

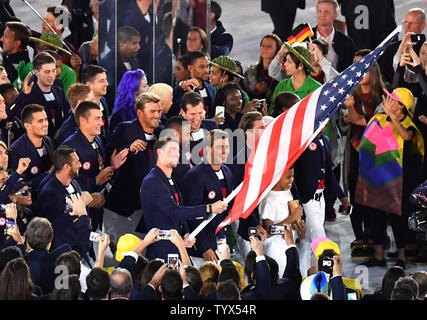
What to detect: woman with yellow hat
<box><xmin>356</xmin><ymin>87</ymin><xmax>424</xmax><ymax>270</ymax></box>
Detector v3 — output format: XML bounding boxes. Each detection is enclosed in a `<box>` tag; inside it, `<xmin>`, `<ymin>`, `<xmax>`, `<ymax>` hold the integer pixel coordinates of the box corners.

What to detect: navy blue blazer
<box><xmin>240</xmin><ymin>259</ymin><xmax>272</xmax><ymax>300</ymax></box>
<box><xmin>105</xmin><ymin>118</ymin><xmax>160</xmax><ymax>217</ymax></box>
<box><xmin>55</xmin><ymin>113</ymin><xmax>78</xmax><ymax>147</ymax></box>
<box><xmin>169</xmin><ymin>82</ymin><xmax>215</xmax><ymax>118</ymax></box>
<box><xmin>8</xmin><ymin>80</ymin><xmax>71</xmax><ymax>138</ymax></box>
<box><xmin>61</xmin><ymin>129</ymin><xmax>106</xmax><ymax>194</ymax></box>
<box><xmin>182</xmin><ymin>163</ymin><xmax>233</xmax><ymax>257</ymax></box>
<box><xmin>23</xmin><ymin>243</ymin><xmax>72</xmax><ymax>295</ymax></box>
<box><xmin>189</xmin><ymin>119</ymin><xmax>218</xmax><ymax>165</ymax></box>
<box><xmin>293</xmin><ymin>135</ymin><xmax>343</xmax><ymax>204</ymax></box>
<box><xmin>139</xmin><ymin>166</ymin><xmax>207</xmax><ymax>261</ymax></box>
<box><xmin>9</xmin><ymin>134</ymin><xmax>54</xmax><ymax>192</ymax></box>
<box><xmin>37</xmin><ymin>174</ymin><xmax>91</xmax><ymax>258</ymax></box>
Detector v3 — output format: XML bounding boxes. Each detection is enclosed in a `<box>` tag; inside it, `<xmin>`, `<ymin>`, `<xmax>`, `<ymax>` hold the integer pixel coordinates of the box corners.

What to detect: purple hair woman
<box><xmin>109</xmin><ymin>69</ymin><xmax>149</xmax><ymax>135</ymax></box>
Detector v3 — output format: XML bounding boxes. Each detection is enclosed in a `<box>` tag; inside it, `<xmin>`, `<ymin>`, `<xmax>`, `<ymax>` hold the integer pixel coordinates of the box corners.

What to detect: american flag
<box><xmin>215</xmin><ymin>26</ymin><xmax>402</xmax><ymax>234</ymax></box>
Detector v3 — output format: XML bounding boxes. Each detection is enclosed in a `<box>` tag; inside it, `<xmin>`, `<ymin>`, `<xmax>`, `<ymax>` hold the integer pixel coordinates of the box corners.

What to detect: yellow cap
<box><xmin>115</xmin><ymin>233</ymin><xmax>141</xmax><ymax>262</ymax></box>
<box><xmin>315</xmin><ymin>240</ymin><xmax>340</xmax><ymax>260</ymax></box>
<box><xmin>383</xmin><ymin>87</ymin><xmax>415</xmax><ymax>111</ymax></box>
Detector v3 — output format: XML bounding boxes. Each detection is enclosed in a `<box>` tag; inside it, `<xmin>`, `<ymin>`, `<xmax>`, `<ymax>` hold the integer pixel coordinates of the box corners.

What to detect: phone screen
<box><xmin>6</xmin><ymin>218</ymin><xmax>14</xmax><ymax>236</ymax></box>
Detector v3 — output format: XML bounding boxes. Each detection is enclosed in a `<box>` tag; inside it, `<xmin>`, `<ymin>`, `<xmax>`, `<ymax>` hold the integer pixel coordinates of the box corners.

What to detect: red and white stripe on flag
<box><xmin>216</xmin><ymin>89</ymin><xmax>327</xmax><ymax>234</ymax></box>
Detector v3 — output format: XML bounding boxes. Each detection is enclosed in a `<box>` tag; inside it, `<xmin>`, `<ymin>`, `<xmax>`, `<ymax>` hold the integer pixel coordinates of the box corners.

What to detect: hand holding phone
<box><xmin>167</xmin><ymin>253</ymin><xmax>179</xmax><ymax>269</ymax></box>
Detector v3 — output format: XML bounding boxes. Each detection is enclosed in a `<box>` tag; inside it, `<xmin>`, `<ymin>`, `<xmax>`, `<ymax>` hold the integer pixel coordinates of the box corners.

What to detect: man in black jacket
<box><xmin>209</xmin><ymin>1</ymin><xmax>233</xmax><ymax>59</ymax></box>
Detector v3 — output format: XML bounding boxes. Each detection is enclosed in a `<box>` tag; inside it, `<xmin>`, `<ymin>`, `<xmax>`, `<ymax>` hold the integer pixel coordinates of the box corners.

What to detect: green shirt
<box><xmin>269</xmin><ymin>75</ymin><xmax>321</xmax><ymax>114</ymax></box>
<box><xmin>59</xmin><ymin>64</ymin><xmax>77</xmax><ymax>95</ymax></box>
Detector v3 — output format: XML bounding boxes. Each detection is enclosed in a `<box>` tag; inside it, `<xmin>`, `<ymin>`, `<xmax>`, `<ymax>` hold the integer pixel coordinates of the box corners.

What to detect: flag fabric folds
<box><xmin>215</xmin><ymin>26</ymin><xmax>402</xmax><ymax>234</ymax></box>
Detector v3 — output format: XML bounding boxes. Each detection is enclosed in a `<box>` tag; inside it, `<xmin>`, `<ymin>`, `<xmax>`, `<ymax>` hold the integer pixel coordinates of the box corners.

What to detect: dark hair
<box><xmin>177</xmin><ymin>54</ymin><xmax>190</xmax><ymax>71</ymax></box>
<box><xmin>390</xmin><ymin>277</ymin><xmax>419</xmax><ymax>300</ymax></box>
<box><xmin>272</xmin><ymin>91</ymin><xmax>300</xmax><ymax>117</ymax></box>
<box><xmin>185</xmin><ymin>266</ymin><xmax>203</xmax><ymax>294</ymax></box>
<box><xmin>154</xmin><ymin>136</ymin><xmax>179</xmax><ymax>157</ymax></box>
<box><xmin>161</xmin><ymin>269</ymin><xmax>183</xmax><ymax>300</ymax></box>
<box><xmin>52</xmin><ymin>145</ymin><xmax>76</xmax><ymax>171</ymax></box>
<box><xmin>181</xmin><ymin>92</ymin><xmax>203</xmax><ymax>112</ymax></box>
<box><xmin>0</xmin><ymin>246</ymin><xmax>23</xmax><ymax>275</ymax></box>
<box><xmin>244</xmin><ymin>251</ymin><xmax>257</xmax><ymax>283</ymax></box>
<box><xmin>86</xmin><ymin>268</ymin><xmax>111</xmax><ymax>300</ymax></box>
<box><xmin>161</xmin><ymin>12</ymin><xmax>173</xmax><ymax>38</ymax></box>
<box><xmin>80</xmin><ymin>64</ymin><xmax>107</xmax><ymax>84</ymax></box>
<box><xmin>256</xmin><ymin>34</ymin><xmax>282</xmax><ymax>79</ymax></box>
<box><xmin>133</xmin><ymin>256</ymin><xmax>150</xmax><ymax>283</ymax></box>
<box><xmin>21</xmin><ymin>104</ymin><xmax>45</xmax><ymax>124</ymax></box>
<box><xmin>202</xmin><ymin>129</ymin><xmax>229</xmax><ymax>149</ymax></box>
<box><xmin>5</xmin><ymin>21</ymin><xmax>31</xmax><ymax>50</ymax></box>
<box><xmin>50</xmin><ymin>274</ymin><xmax>81</xmax><ymax>300</ymax></box>
<box><xmin>74</xmin><ymin>101</ymin><xmax>101</xmax><ymax>127</ymax></box>
<box><xmin>188</xmin><ymin>50</ymin><xmax>207</xmax><ymax>66</ymax></box>
<box><xmin>310</xmin><ymin>292</ymin><xmax>330</xmax><ymax>300</ymax></box>
<box><xmin>24</xmin><ymin>217</ymin><xmax>53</xmax><ymax>250</ymax></box>
<box><xmin>110</xmin><ymin>268</ymin><xmax>133</xmax><ymax>296</ymax></box>
<box><xmin>55</xmin><ymin>251</ymin><xmax>81</xmax><ymax>276</ymax></box>
<box><xmin>286</xmin><ymin>51</ymin><xmax>310</xmax><ymax>75</ymax></box>
<box><xmin>32</xmin><ymin>52</ymin><xmax>56</xmax><ymax>71</ymax></box>
<box><xmin>141</xmin><ymin>260</ymin><xmax>164</xmax><ymax>287</ymax></box>
<box><xmin>214</xmin><ymin>82</ymin><xmax>244</xmax><ymax>110</ymax></box>
<box><xmin>265</xmin><ymin>255</ymin><xmax>279</xmax><ymax>285</ymax></box>
<box><xmin>238</xmin><ymin>111</ymin><xmax>263</xmax><ymax>131</ymax></box>
<box><xmin>412</xmin><ymin>271</ymin><xmax>427</xmax><ymax>299</ymax></box>
<box><xmin>46</xmin><ymin>5</ymin><xmax>72</xmax><ymax>31</ymax></box>
<box><xmin>211</xmin><ymin>1</ymin><xmax>222</xmax><ymax>21</ymax></box>
<box><xmin>312</xmin><ymin>39</ymin><xmax>329</xmax><ymax>56</ymax></box>
<box><xmin>165</xmin><ymin>116</ymin><xmax>186</xmax><ymax>129</ymax></box>
<box><xmin>381</xmin><ymin>266</ymin><xmax>406</xmax><ymax>300</ymax></box>
<box><xmin>0</xmin><ymin>258</ymin><xmax>33</xmax><ymax>300</ymax></box>
<box><xmin>187</xmin><ymin>30</ymin><xmax>209</xmax><ymax>56</ymax></box>
<box><xmin>118</xmin><ymin>26</ymin><xmax>140</xmax><ymax>44</ymax></box>
<box><xmin>218</xmin><ymin>265</ymin><xmax>240</xmax><ymax>288</ymax></box>
<box><xmin>0</xmin><ymin>83</ymin><xmax>17</xmax><ymax>97</ymax></box>
<box><xmin>44</xmin><ymin>49</ymin><xmax>61</xmax><ymax>60</ymax></box>
<box><xmin>217</xmin><ymin>279</ymin><xmax>240</xmax><ymax>300</ymax></box>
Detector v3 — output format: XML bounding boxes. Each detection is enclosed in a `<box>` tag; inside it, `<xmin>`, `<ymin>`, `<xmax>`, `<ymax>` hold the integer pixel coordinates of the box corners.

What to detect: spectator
<box><xmin>109</xmin><ymin>69</ymin><xmax>149</xmax><ymax>135</ymax></box>
<box><xmin>139</xmin><ymin>136</ymin><xmax>227</xmax><ymax>261</ymax></box>
<box><xmin>312</xmin><ymin>0</ymin><xmax>356</xmax><ymax>72</ymax></box>
<box><xmin>209</xmin><ymin>55</ymin><xmax>244</xmax><ymax>94</ymax></box>
<box><xmin>261</xmin><ymin>0</ymin><xmax>305</xmax><ymax>42</ymax></box>
<box><xmin>0</xmin><ymin>66</ymin><xmax>10</xmax><ymax>85</ymax></box>
<box><xmin>338</xmin><ymin>0</ymin><xmax>396</xmax><ymax>51</ymax></box>
<box><xmin>105</xmin><ymin>93</ymin><xmax>161</xmax><ymax>236</ymax></box>
<box><xmin>307</xmin><ymin>39</ymin><xmax>339</xmax><ymax>84</ymax></box>
<box><xmin>49</xmin><ymin>274</ymin><xmax>81</xmax><ymax>300</ymax></box>
<box><xmin>199</xmin><ymin>261</ymin><xmax>219</xmax><ymax>297</ymax></box>
<box><xmin>155</xmin><ymin>12</ymin><xmax>174</xmax><ymax>85</ymax></box>
<box><xmin>209</xmin><ymin>1</ymin><xmax>233</xmax><ymax>59</ymax></box>
<box><xmin>0</xmin><ymin>21</ymin><xmax>31</xmax><ymax>84</ymax></box>
<box><xmin>182</xmin><ymin>129</ymin><xmax>234</xmax><ymax>266</ymax></box>
<box><xmin>99</xmin><ymin>26</ymin><xmax>141</xmax><ymax>88</ymax></box>
<box><xmin>310</xmin><ymin>292</ymin><xmax>331</xmax><ymax>300</ymax></box>
<box><xmin>55</xmin><ymin>83</ymin><xmax>93</xmax><ymax>146</ymax></box>
<box><xmin>357</xmin><ymin>88</ymin><xmax>424</xmax><ymax>270</ymax></box>
<box><xmin>0</xmin><ymin>246</ymin><xmax>23</xmax><ymax>274</ymax></box>
<box><xmin>0</xmin><ymin>257</ymin><xmax>36</xmax><ymax>300</ymax></box>
<box><xmin>270</xmin><ymin>44</ymin><xmax>321</xmax><ymax>113</ymax></box>
<box><xmin>271</xmin><ymin>91</ymin><xmax>300</xmax><ymax>118</ymax></box>
<box><xmin>363</xmin><ymin>266</ymin><xmax>405</xmax><ymax>300</ymax></box>
<box><xmin>80</xmin><ymin>64</ymin><xmax>110</xmax><ymax>142</ymax></box>
<box><xmin>244</xmin><ymin>34</ymin><xmax>282</xmax><ymax>102</ymax></box>
<box><xmin>217</xmin><ymin>279</ymin><xmax>241</xmax><ymax>300</ymax></box>
<box><xmin>390</xmin><ymin>277</ymin><xmax>419</xmax><ymax>300</ymax></box>
<box><xmin>148</xmin><ymin>83</ymin><xmax>173</xmax><ymax>126</ymax></box>
<box><xmin>54</xmin><ymin>251</ymin><xmax>81</xmax><ymax>278</ymax></box>
<box><xmin>186</xmin><ymin>27</ymin><xmax>209</xmax><ymax>57</ymax></box>
<box><xmin>9</xmin><ymin>104</ymin><xmax>55</xmax><ymax>201</ymax></box>
<box><xmin>170</xmin><ymin>51</ymin><xmax>215</xmax><ymax>118</ymax></box>
<box><xmin>159</xmin><ymin>269</ymin><xmax>183</xmax><ymax>300</ymax></box>
<box><xmin>79</xmin><ymin>34</ymin><xmax>99</xmax><ymax>71</ymax></box>
<box><xmin>8</xmin><ymin>180</ymin><xmax>34</xmax><ymax>236</ymax></box>
<box><xmin>412</xmin><ymin>271</ymin><xmax>427</xmax><ymax>300</ymax></box>
<box><xmin>380</xmin><ymin>8</ymin><xmax>426</xmax><ymax>84</ymax></box>
<box><xmin>174</xmin><ymin>54</ymin><xmax>190</xmax><ymax>86</ymax></box>
<box><xmin>85</xmin><ymin>267</ymin><xmax>110</xmax><ymax>300</ymax></box>
<box><xmin>341</xmin><ymin>49</ymin><xmax>385</xmax><ymax>258</ymax></box>
<box><xmin>110</xmin><ymin>268</ymin><xmax>133</xmax><ymax>300</ymax></box>
<box><xmin>185</xmin><ymin>266</ymin><xmax>203</xmax><ymax>295</ymax></box>
<box><xmin>8</xmin><ymin>52</ymin><xmax>72</xmax><ymax>138</ymax></box>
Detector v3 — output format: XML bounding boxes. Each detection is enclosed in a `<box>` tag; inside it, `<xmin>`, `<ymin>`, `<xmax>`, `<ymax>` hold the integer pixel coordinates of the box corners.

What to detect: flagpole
<box><xmin>189</xmin><ymin>183</ymin><xmax>243</xmax><ymax>239</ymax></box>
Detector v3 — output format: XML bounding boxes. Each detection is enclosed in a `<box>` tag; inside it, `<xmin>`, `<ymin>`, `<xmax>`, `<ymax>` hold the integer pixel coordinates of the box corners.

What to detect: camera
<box><xmin>410</xmin><ymin>34</ymin><xmax>426</xmax><ymax>45</ymax></box>
<box><xmin>248</xmin><ymin>227</ymin><xmax>262</xmax><ymax>241</ymax></box>
<box><xmin>408</xmin><ymin>193</ymin><xmax>427</xmax><ymax>232</ymax></box>
<box><xmin>319</xmin><ymin>256</ymin><xmax>334</xmax><ymax>275</ymax></box>
<box><xmin>167</xmin><ymin>253</ymin><xmax>179</xmax><ymax>269</ymax></box>
<box><xmin>269</xmin><ymin>224</ymin><xmax>286</xmax><ymax>235</ymax></box>
<box><xmin>157</xmin><ymin>229</ymin><xmax>172</xmax><ymax>240</ymax></box>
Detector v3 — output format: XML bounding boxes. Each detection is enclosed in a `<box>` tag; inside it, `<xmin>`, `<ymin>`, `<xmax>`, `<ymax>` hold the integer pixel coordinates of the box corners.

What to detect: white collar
<box><xmin>316</xmin><ymin>27</ymin><xmax>335</xmax><ymax>45</ymax></box>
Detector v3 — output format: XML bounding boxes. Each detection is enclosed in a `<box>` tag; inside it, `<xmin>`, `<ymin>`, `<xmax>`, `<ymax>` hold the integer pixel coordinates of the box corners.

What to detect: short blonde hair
<box><xmin>135</xmin><ymin>92</ymin><xmax>161</xmax><ymax>112</ymax></box>
<box><xmin>148</xmin><ymin>83</ymin><xmax>173</xmax><ymax>101</ymax></box>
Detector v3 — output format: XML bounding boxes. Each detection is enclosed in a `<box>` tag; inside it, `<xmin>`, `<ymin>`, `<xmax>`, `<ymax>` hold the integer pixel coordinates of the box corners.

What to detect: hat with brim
<box><xmin>115</xmin><ymin>233</ymin><xmax>143</xmax><ymax>262</ymax></box>
<box><xmin>29</xmin><ymin>37</ymin><xmax>73</xmax><ymax>56</ymax></box>
<box><xmin>284</xmin><ymin>42</ymin><xmax>316</xmax><ymax>74</ymax></box>
<box><xmin>383</xmin><ymin>87</ymin><xmax>414</xmax><ymax>112</ymax></box>
<box><xmin>209</xmin><ymin>56</ymin><xmax>244</xmax><ymax>80</ymax></box>
<box><xmin>312</xmin><ymin>237</ymin><xmax>341</xmax><ymax>260</ymax></box>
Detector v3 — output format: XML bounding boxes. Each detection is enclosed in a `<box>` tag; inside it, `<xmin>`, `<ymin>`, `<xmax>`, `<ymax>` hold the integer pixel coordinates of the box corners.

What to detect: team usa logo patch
<box><xmin>208</xmin><ymin>190</ymin><xmax>216</xmax><ymax>200</ymax></box>
<box><xmin>0</xmin><ymin>217</ymin><xmax>5</xmax><ymax>226</ymax></box>
<box><xmin>30</xmin><ymin>166</ymin><xmax>39</xmax><ymax>175</ymax></box>
<box><xmin>308</xmin><ymin>142</ymin><xmax>317</xmax><ymax>151</ymax></box>
<box><xmin>82</xmin><ymin>162</ymin><xmax>91</xmax><ymax>170</ymax></box>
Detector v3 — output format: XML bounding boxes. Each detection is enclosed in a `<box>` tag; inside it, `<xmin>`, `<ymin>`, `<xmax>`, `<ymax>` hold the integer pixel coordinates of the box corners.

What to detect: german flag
<box><xmin>287</xmin><ymin>23</ymin><xmax>314</xmax><ymax>44</ymax></box>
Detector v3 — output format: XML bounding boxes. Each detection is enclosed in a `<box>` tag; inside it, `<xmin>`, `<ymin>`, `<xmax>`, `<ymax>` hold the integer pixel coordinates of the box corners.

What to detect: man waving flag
<box><xmin>214</xmin><ymin>26</ymin><xmax>402</xmax><ymax>234</ymax></box>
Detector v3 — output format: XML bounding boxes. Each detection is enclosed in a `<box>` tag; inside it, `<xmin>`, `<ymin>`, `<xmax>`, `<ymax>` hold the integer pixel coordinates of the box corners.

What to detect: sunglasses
<box><xmin>15</xmin><ymin>189</ymin><xmax>30</xmax><ymax>196</ymax></box>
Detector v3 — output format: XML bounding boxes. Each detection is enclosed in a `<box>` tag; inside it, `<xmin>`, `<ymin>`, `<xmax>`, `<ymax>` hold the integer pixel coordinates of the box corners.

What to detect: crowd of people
<box><xmin>0</xmin><ymin>0</ymin><xmax>426</xmax><ymax>301</ymax></box>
